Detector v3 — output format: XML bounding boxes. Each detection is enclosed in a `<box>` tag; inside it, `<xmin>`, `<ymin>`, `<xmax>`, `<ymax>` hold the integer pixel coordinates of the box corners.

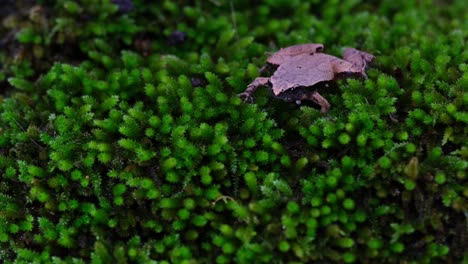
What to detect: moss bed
<box><xmin>0</xmin><ymin>1</ymin><xmax>467</xmax><ymax>263</ymax></box>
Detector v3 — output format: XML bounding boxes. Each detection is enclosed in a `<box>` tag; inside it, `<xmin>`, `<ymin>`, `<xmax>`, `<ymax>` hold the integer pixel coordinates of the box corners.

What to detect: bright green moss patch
<box><xmin>0</xmin><ymin>0</ymin><xmax>467</xmax><ymax>263</ymax></box>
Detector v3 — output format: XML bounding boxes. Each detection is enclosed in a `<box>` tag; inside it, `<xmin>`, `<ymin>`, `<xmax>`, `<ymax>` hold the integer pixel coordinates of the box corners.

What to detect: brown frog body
<box><xmin>239</xmin><ymin>43</ymin><xmax>375</xmax><ymax>113</ymax></box>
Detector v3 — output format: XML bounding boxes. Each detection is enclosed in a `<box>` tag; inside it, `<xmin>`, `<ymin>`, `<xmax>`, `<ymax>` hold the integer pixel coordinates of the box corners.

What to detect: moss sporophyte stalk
<box><xmin>0</xmin><ymin>0</ymin><xmax>467</xmax><ymax>263</ymax></box>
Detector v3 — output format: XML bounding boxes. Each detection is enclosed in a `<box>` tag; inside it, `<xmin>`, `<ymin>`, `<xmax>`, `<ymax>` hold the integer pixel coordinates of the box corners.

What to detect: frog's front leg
<box><xmin>239</xmin><ymin>77</ymin><xmax>270</xmax><ymax>103</ymax></box>
<box><xmin>301</xmin><ymin>91</ymin><xmax>331</xmax><ymax>113</ymax></box>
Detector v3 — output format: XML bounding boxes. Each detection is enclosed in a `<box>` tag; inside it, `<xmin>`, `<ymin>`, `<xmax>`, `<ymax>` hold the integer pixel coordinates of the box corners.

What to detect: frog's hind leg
<box><xmin>239</xmin><ymin>77</ymin><xmax>270</xmax><ymax>103</ymax></box>
<box><xmin>301</xmin><ymin>91</ymin><xmax>330</xmax><ymax>113</ymax></box>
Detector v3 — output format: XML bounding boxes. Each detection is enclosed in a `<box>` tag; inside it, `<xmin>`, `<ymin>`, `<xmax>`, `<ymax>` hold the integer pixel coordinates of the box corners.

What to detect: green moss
<box><xmin>0</xmin><ymin>0</ymin><xmax>467</xmax><ymax>263</ymax></box>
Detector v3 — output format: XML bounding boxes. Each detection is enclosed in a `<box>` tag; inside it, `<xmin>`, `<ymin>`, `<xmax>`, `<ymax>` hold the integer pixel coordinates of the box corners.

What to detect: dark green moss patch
<box><xmin>0</xmin><ymin>1</ymin><xmax>467</xmax><ymax>263</ymax></box>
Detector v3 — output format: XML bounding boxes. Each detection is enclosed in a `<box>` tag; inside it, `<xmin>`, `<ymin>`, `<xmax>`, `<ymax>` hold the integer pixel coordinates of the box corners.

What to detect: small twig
<box><xmin>229</xmin><ymin>0</ymin><xmax>239</xmax><ymax>41</ymax></box>
<box><xmin>13</xmin><ymin>118</ymin><xmax>43</xmax><ymax>149</ymax></box>
<box><xmin>208</xmin><ymin>0</ymin><xmax>221</xmax><ymax>6</ymax></box>
<box><xmin>212</xmin><ymin>195</ymin><xmax>236</xmax><ymax>207</ymax></box>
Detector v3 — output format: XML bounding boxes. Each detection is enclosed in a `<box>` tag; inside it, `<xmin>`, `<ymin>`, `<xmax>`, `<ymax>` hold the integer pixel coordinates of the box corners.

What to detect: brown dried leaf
<box><xmin>266</xmin><ymin>43</ymin><xmax>324</xmax><ymax>66</ymax></box>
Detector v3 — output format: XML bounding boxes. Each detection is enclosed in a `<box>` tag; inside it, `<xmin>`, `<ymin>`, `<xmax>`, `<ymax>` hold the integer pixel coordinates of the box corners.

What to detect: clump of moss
<box><xmin>0</xmin><ymin>1</ymin><xmax>467</xmax><ymax>263</ymax></box>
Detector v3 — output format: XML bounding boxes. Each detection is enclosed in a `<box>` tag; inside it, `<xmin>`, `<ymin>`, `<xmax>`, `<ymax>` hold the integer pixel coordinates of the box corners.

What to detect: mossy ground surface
<box><xmin>0</xmin><ymin>1</ymin><xmax>467</xmax><ymax>263</ymax></box>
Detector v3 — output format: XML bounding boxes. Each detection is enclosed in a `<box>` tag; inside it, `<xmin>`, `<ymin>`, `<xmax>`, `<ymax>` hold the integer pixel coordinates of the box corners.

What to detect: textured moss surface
<box><xmin>0</xmin><ymin>1</ymin><xmax>467</xmax><ymax>263</ymax></box>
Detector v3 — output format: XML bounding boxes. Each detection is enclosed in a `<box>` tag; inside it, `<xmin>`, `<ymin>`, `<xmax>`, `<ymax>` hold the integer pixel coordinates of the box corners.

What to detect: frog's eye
<box><xmin>316</xmin><ymin>46</ymin><xmax>324</xmax><ymax>52</ymax></box>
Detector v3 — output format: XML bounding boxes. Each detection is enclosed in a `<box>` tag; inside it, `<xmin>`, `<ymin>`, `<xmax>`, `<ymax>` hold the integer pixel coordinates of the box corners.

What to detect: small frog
<box><xmin>239</xmin><ymin>43</ymin><xmax>374</xmax><ymax>113</ymax></box>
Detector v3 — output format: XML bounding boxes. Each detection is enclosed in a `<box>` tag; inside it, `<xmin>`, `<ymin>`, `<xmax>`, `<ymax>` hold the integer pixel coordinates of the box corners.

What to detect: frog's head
<box><xmin>313</xmin><ymin>44</ymin><xmax>324</xmax><ymax>53</ymax></box>
<box><xmin>343</xmin><ymin>48</ymin><xmax>375</xmax><ymax>70</ymax></box>
<box><xmin>335</xmin><ymin>64</ymin><xmax>368</xmax><ymax>79</ymax></box>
